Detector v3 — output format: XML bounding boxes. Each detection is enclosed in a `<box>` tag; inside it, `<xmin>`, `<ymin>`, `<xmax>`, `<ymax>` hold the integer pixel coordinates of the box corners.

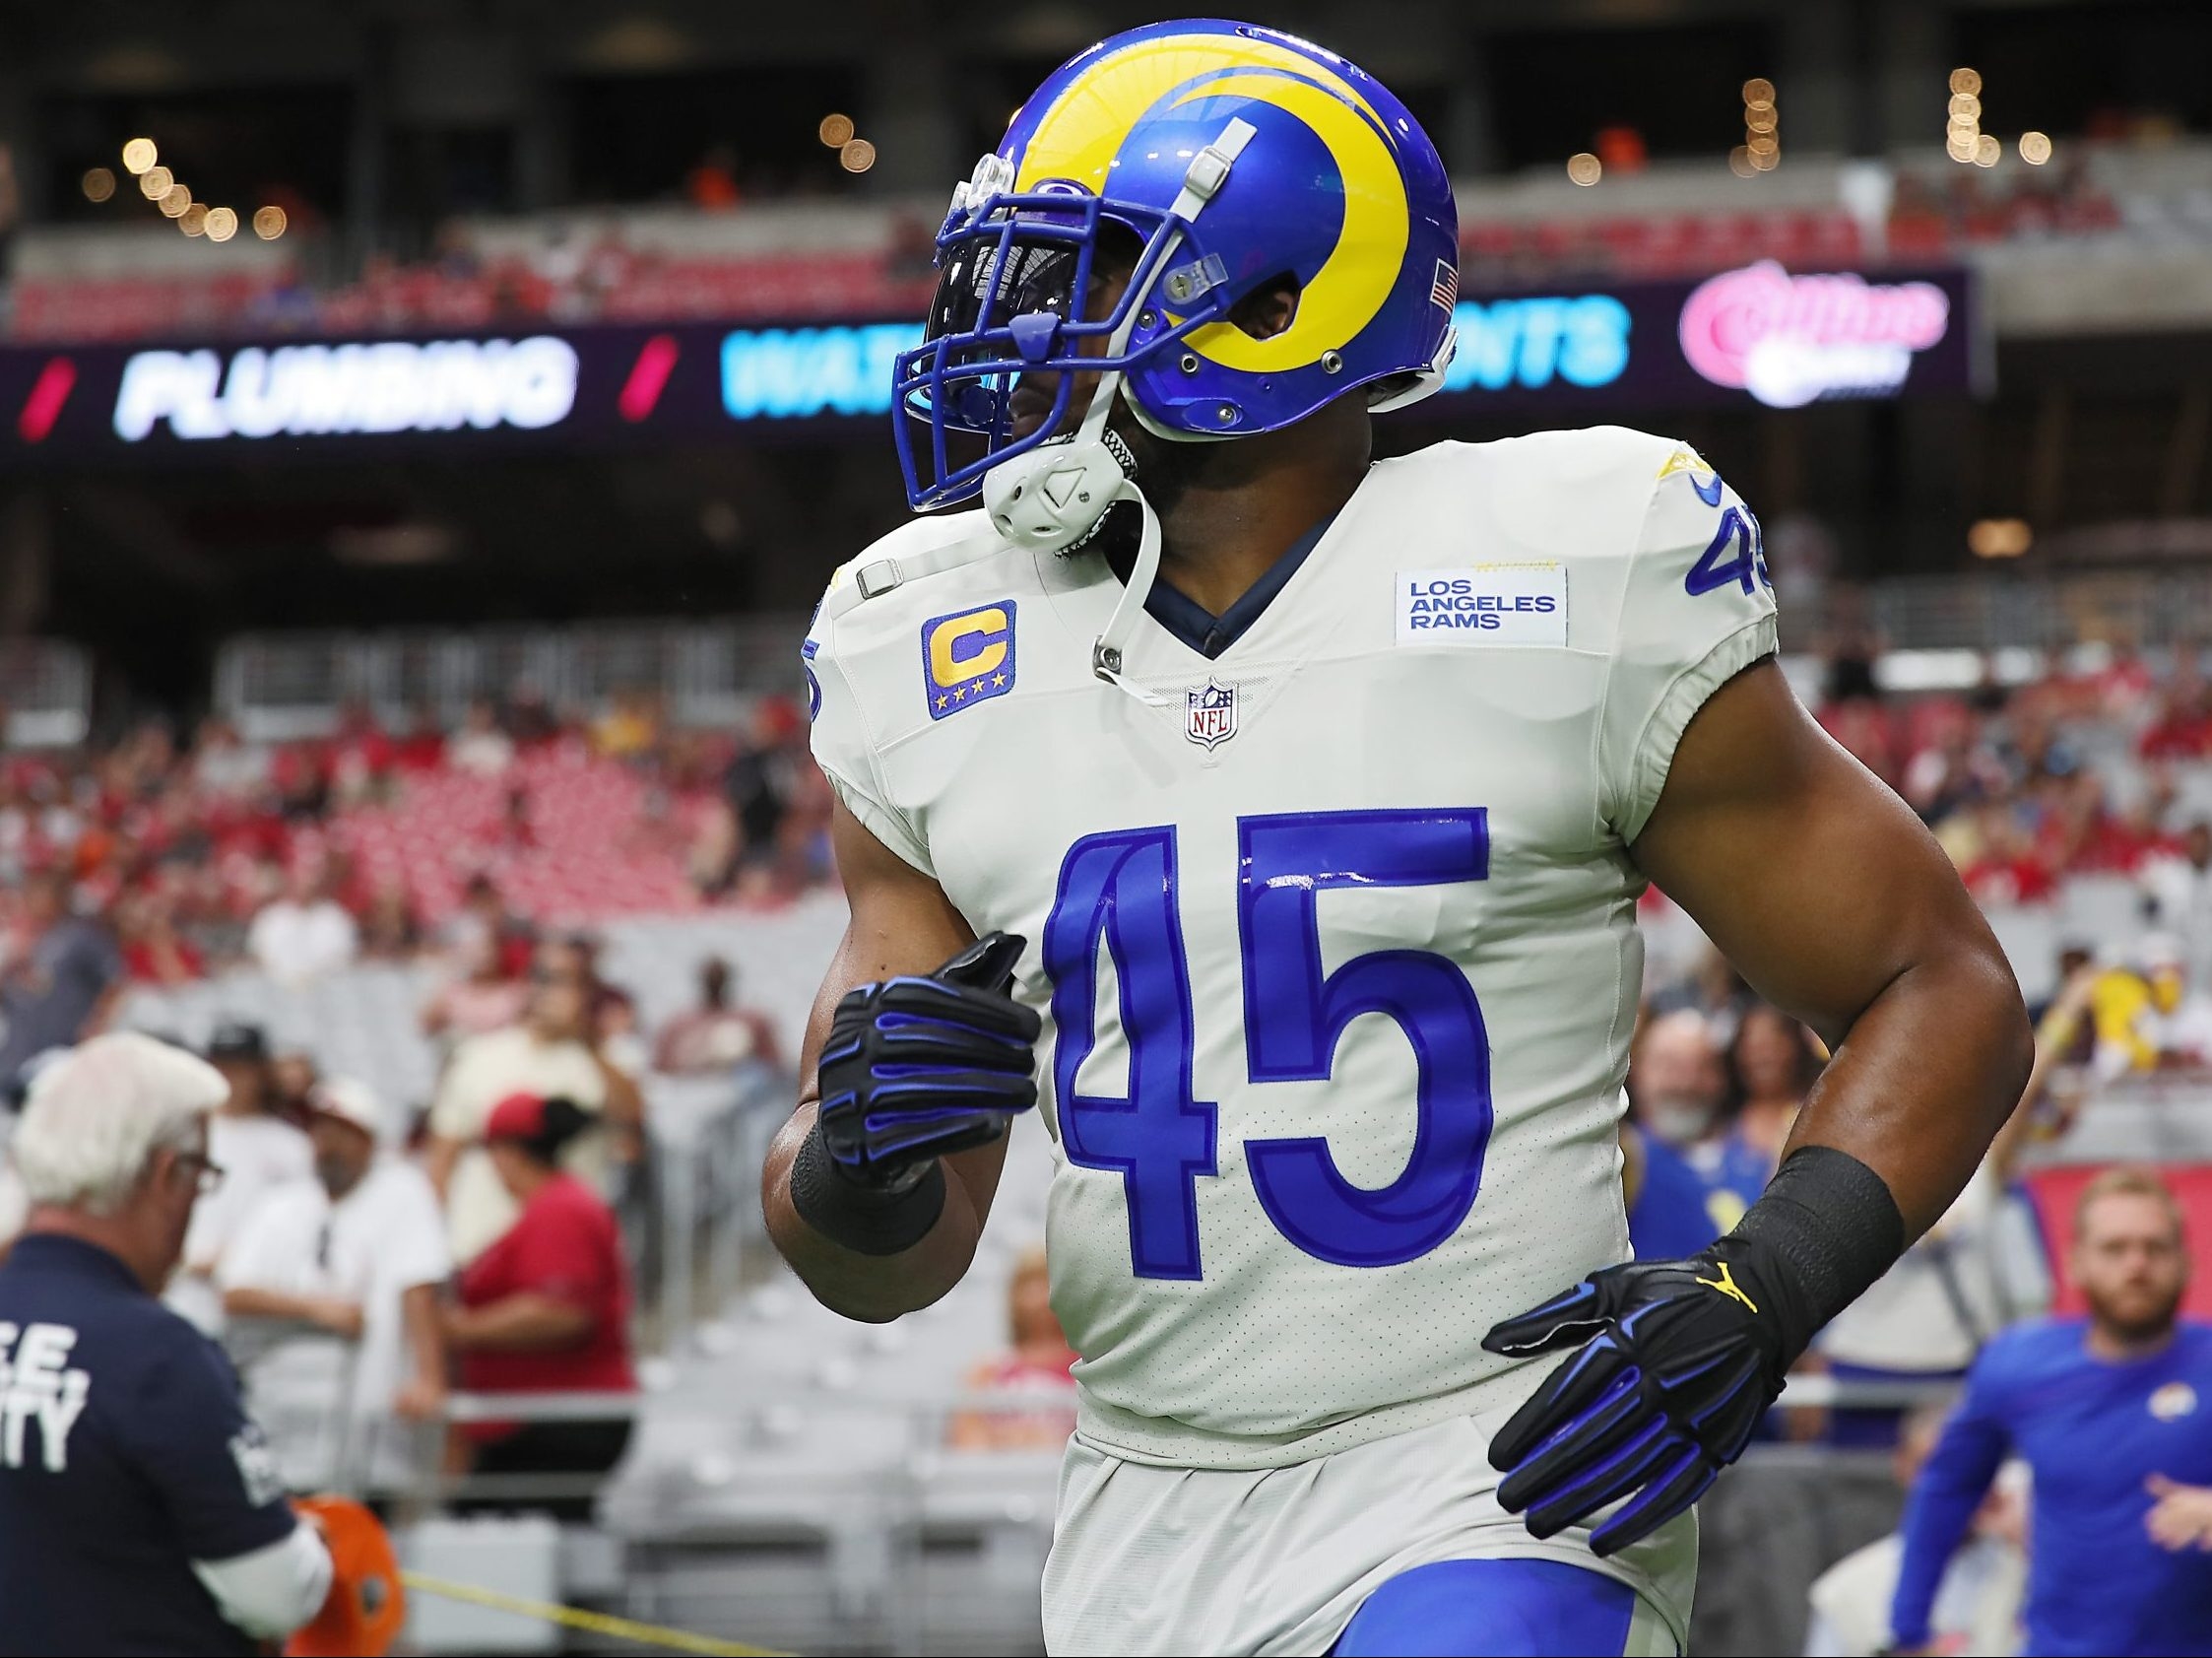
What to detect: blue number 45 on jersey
<box><xmin>1045</xmin><ymin>808</ymin><xmax>1495</xmax><ymax>1279</ymax></box>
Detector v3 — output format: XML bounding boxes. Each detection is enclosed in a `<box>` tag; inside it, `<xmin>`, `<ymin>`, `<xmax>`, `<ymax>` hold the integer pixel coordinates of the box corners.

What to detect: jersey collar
<box><xmin>1108</xmin><ymin>507</ymin><xmax>1341</xmax><ymax>662</ymax></box>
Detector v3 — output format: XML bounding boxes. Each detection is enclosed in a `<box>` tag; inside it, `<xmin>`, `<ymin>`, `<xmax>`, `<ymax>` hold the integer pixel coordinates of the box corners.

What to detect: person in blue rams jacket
<box><xmin>1891</xmin><ymin>1164</ymin><xmax>2212</xmax><ymax>1656</ymax></box>
<box><xmin>0</xmin><ymin>1032</ymin><xmax>334</xmax><ymax>1657</ymax></box>
<box><xmin>1623</xmin><ymin>1123</ymin><xmax>1716</xmax><ymax>1264</ymax></box>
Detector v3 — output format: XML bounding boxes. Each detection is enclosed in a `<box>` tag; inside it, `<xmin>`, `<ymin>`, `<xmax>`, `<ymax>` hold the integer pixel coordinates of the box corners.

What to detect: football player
<box><xmin>763</xmin><ymin>21</ymin><xmax>2033</xmax><ymax>1655</ymax></box>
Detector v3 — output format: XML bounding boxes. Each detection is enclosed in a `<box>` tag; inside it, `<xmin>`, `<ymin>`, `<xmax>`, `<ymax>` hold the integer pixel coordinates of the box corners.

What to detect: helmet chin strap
<box><xmin>980</xmin><ymin>285</ymin><xmax>1167</xmax><ymax>704</ymax></box>
<box><xmin>1088</xmin><ymin>480</ymin><xmax>1170</xmax><ymax>704</ymax></box>
<box><xmin>976</xmin><ymin>116</ymin><xmax>1257</xmax><ymax>707</ymax></box>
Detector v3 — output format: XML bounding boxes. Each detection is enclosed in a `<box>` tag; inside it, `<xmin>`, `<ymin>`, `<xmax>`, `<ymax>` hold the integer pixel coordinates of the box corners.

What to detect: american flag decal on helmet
<box><xmin>1430</xmin><ymin>259</ymin><xmax>1460</xmax><ymax>311</ymax></box>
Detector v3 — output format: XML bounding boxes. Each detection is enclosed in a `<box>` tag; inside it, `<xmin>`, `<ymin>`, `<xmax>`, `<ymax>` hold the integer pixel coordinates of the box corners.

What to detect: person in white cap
<box><xmin>220</xmin><ymin>1076</ymin><xmax>450</xmax><ymax>1489</ymax></box>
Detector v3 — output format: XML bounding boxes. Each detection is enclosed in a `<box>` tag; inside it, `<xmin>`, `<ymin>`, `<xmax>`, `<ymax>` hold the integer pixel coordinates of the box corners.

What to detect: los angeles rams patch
<box><xmin>1396</xmin><ymin>565</ymin><xmax>1568</xmax><ymax>646</ymax></box>
<box><xmin>922</xmin><ymin>600</ymin><xmax>1016</xmax><ymax>719</ymax></box>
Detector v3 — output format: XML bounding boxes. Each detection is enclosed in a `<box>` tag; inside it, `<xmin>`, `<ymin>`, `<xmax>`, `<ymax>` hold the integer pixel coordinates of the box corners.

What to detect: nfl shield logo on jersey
<box><xmin>1185</xmin><ymin>680</ymin><xmax>1238</xmax><ymax>751</ymax></box>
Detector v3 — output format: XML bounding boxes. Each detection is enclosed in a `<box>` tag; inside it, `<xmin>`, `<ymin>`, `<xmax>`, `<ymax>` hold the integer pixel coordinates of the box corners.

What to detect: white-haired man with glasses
<box><xmin>0</xmin><ymin>1031</ymin><xmax>335</xmax><ymax>1657</ymax></box>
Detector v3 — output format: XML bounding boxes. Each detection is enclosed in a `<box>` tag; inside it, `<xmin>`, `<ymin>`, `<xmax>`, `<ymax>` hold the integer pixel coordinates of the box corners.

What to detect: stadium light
<box><xmin>1739</xmin><ymin>79</ymin><xmax>1778</xmax><ymax>174</ymax></box>
<box><xmin>179</xmin><ymin>203</ymin><xmax>209</xmax><ymax>236</ymax></box>
<box><xmin>1566</xmin><ymin>152</ymin><xmax>1601</xmax><ymax>186</ymax></box>
<box><xmin>82</xmin><ymin>167</ymin><xmax>116</xmax><ymax>203</ymax></box>
<box><xmin>159</xmin><ymin>182</ymin><xmax>192</xmax><ymax>218</ymax></box>
<box><xmin>1947</xmin><ymin>68</ymin><xmax>1986</xmax><ymax>163</ymax></box>
<box><xmin>2021</xmin><ymin>131</ymin><xmax>2053</xmax><ymax>165</ymax></box>
<box><xmin>253</xmin><ymin>205</ymin><xmax>288</xmax><ymax>239</ymax></box>
<box><xmin>818</xmin><ymin>112</ymin><xmax>855</xmax><ymax>148</ymax></box>
<box><xmin>139</xmin><ymin>166</ymin><xmax>173</xmax><ymax>199</ymax></box>
<box><xmin>205</xmin><ymin>206</ymin><xmax>238</xmax><ymax>242</ymax></box>
<box><xmin>839</xmin><ymin>138</ymin><xmax>877</xmax><ymax>173</ymax></box>
<box><xmin>120</xmin><ymin>138</ymin><xmax>158</xmax><ymax>175</ymax></box>
<box><xmin>1968</xmin><ymin>518</ymin><xmax>2033</xmax><ymax>558</ymax></box>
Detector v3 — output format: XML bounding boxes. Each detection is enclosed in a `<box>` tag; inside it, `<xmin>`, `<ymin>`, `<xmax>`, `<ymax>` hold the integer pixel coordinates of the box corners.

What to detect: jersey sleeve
<box><xmin>121</xmin><ymin>1324</ymin><xmax>298</xmax><ymax>1562</ymax></box>
<box><xmin>805</xmin><ymin>596</ymin><xmax>935</xmax><ymax>877</ymax></box>
<box><xmin>1596</xmin><ymin>449</ymin><xmax>1781</xmax><ymax>842</ymax></box>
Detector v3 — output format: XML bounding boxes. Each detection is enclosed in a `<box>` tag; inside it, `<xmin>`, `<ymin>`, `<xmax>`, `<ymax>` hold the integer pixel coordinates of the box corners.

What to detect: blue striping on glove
<box><xmin>1481</xmin><ymin>1237</ymin><xmax>1801</xmax><ymax>1558</ymax></box>
<box><xmin>815</xmin><ymin>931</ymin><xmax>1041</xmax><ymax>1187</ymax></box>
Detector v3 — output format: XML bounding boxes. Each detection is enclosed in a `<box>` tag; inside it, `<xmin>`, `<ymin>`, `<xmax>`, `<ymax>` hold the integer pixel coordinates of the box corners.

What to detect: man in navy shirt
<box><xmin>1891</xmin><ymin>1164</ymin><xmax>2212</xmax><ymax>1656</ymax></box>
<box><xmin>0</xmin><ymin>1032</ymin><xmax>333</xmax><ymax>1657</ymax></box>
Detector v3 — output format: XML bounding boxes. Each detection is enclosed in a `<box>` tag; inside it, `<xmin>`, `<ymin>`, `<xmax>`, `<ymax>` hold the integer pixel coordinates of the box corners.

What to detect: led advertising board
<box><xmin>0</xmin><ymin>264</ymin><xmax>1980</xmax><ymax>465</ymax></box>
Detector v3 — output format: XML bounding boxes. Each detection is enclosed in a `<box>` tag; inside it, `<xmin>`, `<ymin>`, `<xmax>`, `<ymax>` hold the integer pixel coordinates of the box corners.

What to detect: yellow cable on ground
<box><xmin>400</xmin><ymin>1570</ymin><xmax>791</xmax><ymax>1657</ymax></box>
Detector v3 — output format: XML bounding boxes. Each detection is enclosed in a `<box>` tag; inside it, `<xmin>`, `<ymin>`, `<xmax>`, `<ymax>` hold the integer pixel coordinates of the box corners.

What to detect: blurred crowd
<box><xmin>1814</xmin><ymin>635</ymin><xmax>2212</xmax><ymax>1028</ymax></box>
<box><xmin>0</xmin><ymin>688</ymin><xmax>831</xmax><ymax>1089</ymax></box>
<box><xmin>6</xmin><ymin>637</ymin><xmax>2212</xmax><ymax>1540</ymax></box>
<box><xmin>1885</xmin><ymin>156</ymin><xmax>2123</xmax><ymax>258</ymax></box>
<box><xmin>0</xmin><ymin>909</ymin><xmax>789</xmax><ymax>1504</ymax></box>
<box><xmin>1611</xmin><ymin>636</ymin><xmax>2212</xmax><ymax>1451</ymax></box>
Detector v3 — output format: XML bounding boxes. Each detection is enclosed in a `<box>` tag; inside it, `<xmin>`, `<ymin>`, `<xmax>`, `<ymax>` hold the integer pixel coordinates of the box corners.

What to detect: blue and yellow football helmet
<box><xmin>892</xmin><ymin>19</ymin><xmax>1460</xmax><ymax>527</ymax></box>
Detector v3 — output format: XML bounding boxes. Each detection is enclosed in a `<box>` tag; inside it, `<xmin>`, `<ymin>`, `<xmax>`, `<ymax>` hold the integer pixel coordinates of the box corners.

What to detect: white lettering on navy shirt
<box><xmin>0</xmin><ymin>1322</ymin><xmax>93</xmax><ymax>1472</ymax></box>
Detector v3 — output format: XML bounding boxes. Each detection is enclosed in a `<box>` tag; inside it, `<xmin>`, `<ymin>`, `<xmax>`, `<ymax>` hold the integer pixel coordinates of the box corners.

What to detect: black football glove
<box><xmin>1482</xmin><ymin>1235</ymin><xmax>1807</xmax><ymax>1558</ymax></box>
<box><xmin>814</xmin><ymin>931</ymin><xmax>1040</xmax><ymax>1188</ymax></box>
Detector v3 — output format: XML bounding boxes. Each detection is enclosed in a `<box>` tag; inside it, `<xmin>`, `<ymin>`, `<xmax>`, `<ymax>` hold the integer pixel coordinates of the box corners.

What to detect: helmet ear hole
<box><xmin>1226</xmin><ymin>272</ymin><xmax>1301</xmax><ymax>342</ymax></box>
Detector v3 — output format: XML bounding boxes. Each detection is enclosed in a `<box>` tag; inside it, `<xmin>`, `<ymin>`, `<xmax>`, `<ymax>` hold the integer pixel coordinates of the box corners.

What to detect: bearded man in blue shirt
<box><xmin>1891</xmin><ymin>1164</ymin><xmax>2212</xmax><ymax>1656</ymax></box>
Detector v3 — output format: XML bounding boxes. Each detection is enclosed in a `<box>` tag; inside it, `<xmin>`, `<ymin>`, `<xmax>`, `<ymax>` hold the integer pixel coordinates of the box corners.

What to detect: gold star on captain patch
<box><xmin>992</xmin><ymin>672</ymin><xmax>1008</xmax><ymax>688</ymax></box>
<box><xmin>970</xmin><ymin>678</ymin><xmax>986</xmax><ymax>694</ymax></box>
<box><xmin>952</xmin><ymin>686</ymin><xmax>967</xmax><ymax>701</ymax></box>
<box><xmin>935</xmin><ymin>695</ymin><xmax>949</xmax><ymax>710</ymax></box>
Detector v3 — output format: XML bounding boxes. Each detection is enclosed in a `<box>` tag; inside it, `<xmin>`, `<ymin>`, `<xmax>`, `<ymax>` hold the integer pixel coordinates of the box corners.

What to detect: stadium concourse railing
<box><xmin>12</xmin><ymin>138</ymin><xmax>2212</xmax><ymax>346</ymax></box>
<box><xmin>347</xmin><ymin>1379</ymin><xmax>1945</xmax><ymax>1658</ymax></box>
<box><xmin>0</xmin><ymin>637</ymin><xmax>92</xmax><ymax>748</ymax></box>
<box><xmin>211</xmin><ymin>616</ymin><xmax>812</xmax><ymax>742</ymax></box>
<box><xmin>178</xmin><ymin>566</ymin><xmax>2212</xmax><ymax>746</ymax></box>
<box><xmin>355</xmin><ymin>1088</ymin><xmax>2212</xmax><ymax>1655</ymax></box>
<box><xmin>225</xmin><ymin>1060</ymin><xmax>794</xmax><ymax>1497</ymax></box>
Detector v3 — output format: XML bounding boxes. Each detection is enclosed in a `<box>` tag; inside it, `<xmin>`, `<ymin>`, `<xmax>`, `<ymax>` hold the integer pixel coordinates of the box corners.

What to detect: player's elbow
<box><xmin>1977</xmin><ymin>941</ymin><xmax>2035</xmax><ymax>1098</ymax></box>
<box><xmin>1940</xmin><ymin>930</ymin><xmax>2037</xmax><ymax>1123</ymax></box>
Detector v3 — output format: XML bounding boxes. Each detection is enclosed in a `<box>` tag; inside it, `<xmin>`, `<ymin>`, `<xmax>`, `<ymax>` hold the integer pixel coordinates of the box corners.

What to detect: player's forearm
<box><xmin>1784</xmin><ymin>942</ymin><xmax>2033</xmax><ymax>1239</ymax></box>
<box><xmin>762</xmin><ymin>1103</ymin><xmax>987</xmax><ymax>1323</ymax></box>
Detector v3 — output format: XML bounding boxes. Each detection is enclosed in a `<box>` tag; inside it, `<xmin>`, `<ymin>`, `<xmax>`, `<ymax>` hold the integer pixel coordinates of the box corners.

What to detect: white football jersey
<box><xmin>806</xmin><ymin>426</ymin><xmax>1779</xmax><ymax>1470</ymax></box>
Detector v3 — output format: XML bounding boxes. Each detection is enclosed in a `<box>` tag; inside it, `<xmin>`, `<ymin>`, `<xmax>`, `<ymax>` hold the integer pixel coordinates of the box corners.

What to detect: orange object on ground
<box><xmin>286</xmin><ymin>1494</ymin><xmax>405</xmax><ymax>1657</ymax></box>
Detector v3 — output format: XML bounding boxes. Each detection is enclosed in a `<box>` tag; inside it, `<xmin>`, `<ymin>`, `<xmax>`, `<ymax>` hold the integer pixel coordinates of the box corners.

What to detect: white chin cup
<box><xmin>981</xmin><ymin>433</ymin><xmax>1130</xmax><ymax>555</ymax></box>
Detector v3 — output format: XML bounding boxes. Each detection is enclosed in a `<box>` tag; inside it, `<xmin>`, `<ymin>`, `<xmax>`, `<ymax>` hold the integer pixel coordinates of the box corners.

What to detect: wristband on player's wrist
<box><xmin>789</xmin><ymin>1125</ymin><xmax>947</xmax><ymax>1256</ymax></box>
<box><xmin>1725</xmin><ymin>1144</ymin><xmax>1908</xmax><ymax>1365</ymax></box>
